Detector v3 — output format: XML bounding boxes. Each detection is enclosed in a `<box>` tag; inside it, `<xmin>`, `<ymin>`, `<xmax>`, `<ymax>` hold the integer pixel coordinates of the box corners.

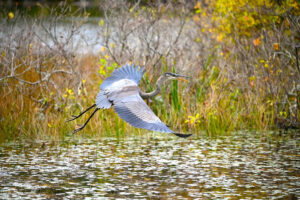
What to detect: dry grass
<box><xmin>0</xmin><ymin>1</ymin><xmax>299</xmax><ymax>142</ymax></box>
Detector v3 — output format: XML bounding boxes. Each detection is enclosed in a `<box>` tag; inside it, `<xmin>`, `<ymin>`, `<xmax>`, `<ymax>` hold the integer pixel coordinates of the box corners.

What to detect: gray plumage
<box><xmin>67</xmin><ymin>64</ymin><xmax>191</xmax><ymax>138</ymax></box>
<box><xmin>96</xmin><ymin>64</ymin><xmax>173</xmax><ymax>133</ymax></box>
<box><xmin>100</xmin><ymin>64</ymin><xmax>144</xmax><ymax>90</ymax></box>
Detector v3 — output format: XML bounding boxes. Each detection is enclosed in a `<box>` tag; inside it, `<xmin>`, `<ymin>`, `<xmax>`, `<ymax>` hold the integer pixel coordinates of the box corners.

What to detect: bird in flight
<box><xmin>67</xmin><ymin>64</ymin><xmax>192</xmax><ymax>138</ymax></box>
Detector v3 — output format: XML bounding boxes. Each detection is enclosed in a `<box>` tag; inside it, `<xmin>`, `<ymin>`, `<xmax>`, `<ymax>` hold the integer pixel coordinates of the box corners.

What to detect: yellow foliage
<box><xmin>216</xmin><ymin>34</ymin><xmax>224</xmax><ymax>42</ymax></box>
<box><xmin>1</xmin><ymin>51</ymin><xmax>5</xmax><ymax>57</ymax></box>
<box><xmin>273</xmin><ymin>43</ymin><xmax>279</xmax><ymax>51</ymax></box>
<box><xmin>160</xmin><ymin>5</ymin><xmax>165</xmax><ymax>13</ymax></box>
<box><xmin>197</xmin><ymin>0</ymin><xmax>300</xmax><ymax>41</ymax></box>
<box><xmin>104</xmin><ymin>54</ymin><xmax>110</xmax><ymax>59</ymax></box>
<box><xmin>8</xmin><ymin>12</ymin><xmax>14</xmax><ymax>19</ymax></box>
<box><xmin>253</xmin><ymin>38</ymin><xmax>261</xmax><ymax>46</ymax></box>
<box><xmin>98</xmin><ymin>19</ymin><xmax>104</xmax><ymax>27</ymax></box>
<box><xmin>264</xmin><ymin>63</ymin><xmax>269</xmax><ymax>68</ymax></box>
<box><xmin>193</xmin><ymin>15</ymin><xmax>201</xmax><ymax>23</ymax></box>
<box><xmin>194</xmin><ymin>2</ymin><xmax>201</xmax><ymax>10</ymax></box>
<box><xmin>185</xmin><ymin>113</ymin><xmax>200</xmax><ymax>125</ymax></box>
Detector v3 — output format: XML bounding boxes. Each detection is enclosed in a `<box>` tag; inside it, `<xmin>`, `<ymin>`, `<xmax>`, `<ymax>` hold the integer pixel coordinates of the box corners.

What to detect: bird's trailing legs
<box><xmin>66</xmin><ymin>104</ymin><xmax>99</xmax><ymax>134</ymax></box>
<box><xmin>66</xmin><ymin>104</ymin><xmax>96</xmax><ymax>122</ymax></box>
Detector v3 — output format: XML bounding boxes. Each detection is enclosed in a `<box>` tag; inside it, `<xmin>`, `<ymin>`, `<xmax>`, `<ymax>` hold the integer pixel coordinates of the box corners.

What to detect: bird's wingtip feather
<box><xmin>173</xmin><ymin>133</ymin><xmax>193</xmax><ymax>138</ymax></box>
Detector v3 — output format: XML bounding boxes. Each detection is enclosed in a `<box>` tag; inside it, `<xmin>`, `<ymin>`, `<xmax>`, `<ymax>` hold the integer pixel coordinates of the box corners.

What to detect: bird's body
<box><xmin>67</xmin><ymin>64</ymin><xmax>191</xmax><ymax>138</ymax></box>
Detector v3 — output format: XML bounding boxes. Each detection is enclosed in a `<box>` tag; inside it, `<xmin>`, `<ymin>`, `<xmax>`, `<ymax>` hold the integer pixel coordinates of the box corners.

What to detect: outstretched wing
<box><xmin>100</xmin><ymin>64</ymin><xmax>144</xmax><ymax>90</ymax></box>
<box><xmin>96</xmin><ymin>64</ymin><xmax>144</xmax><ymax>109</ymax></box>
<box><xmin>95</xmin><ymin>64</ymin><xmax>191</xmax><ymax>137</ymax></box>
<box><xmin>113</xmin><ymin>93</ymin><xmax>175</xmax><ymax>133</ymax></box>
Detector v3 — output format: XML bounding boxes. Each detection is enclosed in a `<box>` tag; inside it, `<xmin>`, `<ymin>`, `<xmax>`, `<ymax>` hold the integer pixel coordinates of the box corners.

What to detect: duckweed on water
<box><xmin>0</xmin><ymin>131</ymin><xmax>299</xmax><ymax>199</ymax></box>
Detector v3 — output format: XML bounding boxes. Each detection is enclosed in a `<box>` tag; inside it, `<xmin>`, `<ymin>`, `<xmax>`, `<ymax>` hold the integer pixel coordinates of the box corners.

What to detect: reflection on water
<box><xmin>0</xmin><ymin>132</ymin><xmax>299</xmax><ymax>199</ymax></box>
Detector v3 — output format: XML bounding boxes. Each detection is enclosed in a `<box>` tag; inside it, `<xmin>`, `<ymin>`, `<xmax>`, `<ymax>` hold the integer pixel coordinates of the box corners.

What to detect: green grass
<box><xmin>0</xmin><ymin>53</ymin><xmax>294</xmax><ymax>142</ymax></box>
<box><xmin>0</xmin><ymin>2</ymin><xmax>299</xmax><ymax>142</ymax></box>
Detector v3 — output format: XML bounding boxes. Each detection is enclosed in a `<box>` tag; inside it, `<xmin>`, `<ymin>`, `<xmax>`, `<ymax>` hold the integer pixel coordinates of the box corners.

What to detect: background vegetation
<box><xmin>0</xmin><ymin>0</ymin><xmax>299</xmax><ymax>142</ymax></box>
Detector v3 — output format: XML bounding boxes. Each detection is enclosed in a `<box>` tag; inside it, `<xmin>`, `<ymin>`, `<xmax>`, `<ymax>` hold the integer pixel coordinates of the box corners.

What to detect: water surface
<box><xmin>0</xmin><ymin>132</ymin><xmax>299</xmax><ymax>199</ymax></box>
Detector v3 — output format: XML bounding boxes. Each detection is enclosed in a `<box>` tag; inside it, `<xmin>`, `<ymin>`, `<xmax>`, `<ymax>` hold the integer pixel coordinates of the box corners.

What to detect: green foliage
<box><xmin>170</xmin><ymin>66</ymin><xmax>181</xmax><ymax>112</ymax></box>
<box><xmin>98</xmin><ymin>57</ymin><xmax>117</xmax><ymax>77</ymax></box>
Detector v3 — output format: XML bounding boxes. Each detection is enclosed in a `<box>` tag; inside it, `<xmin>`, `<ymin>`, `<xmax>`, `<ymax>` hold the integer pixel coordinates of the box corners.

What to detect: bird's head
<box><xmin>164</xmin><ymin>72</ymin><xmax>189</xmax><ymax>82</ymax></box>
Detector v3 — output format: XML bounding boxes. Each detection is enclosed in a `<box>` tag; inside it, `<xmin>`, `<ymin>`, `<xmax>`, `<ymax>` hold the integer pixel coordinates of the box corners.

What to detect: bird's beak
<box><xmin>165</xmin><ymin>72</ymin><xmax>190</xmax><ymax>82</ymax></box>
<box><xmin>175</xmin><ymin>74</ymin><xmax>190</xmax><ymax>82</ymax></box>
<box><xmin>177</xmin><ymin>77</ymin><xmax>189</xmax><ymax>82</ymax></box>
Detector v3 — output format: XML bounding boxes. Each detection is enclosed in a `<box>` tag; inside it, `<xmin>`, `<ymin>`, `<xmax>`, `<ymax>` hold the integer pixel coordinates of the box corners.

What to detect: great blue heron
<box><xmin>67</xmin><ymin>64</ymin><xmax>192</xmax><ymax>138</ymax></box>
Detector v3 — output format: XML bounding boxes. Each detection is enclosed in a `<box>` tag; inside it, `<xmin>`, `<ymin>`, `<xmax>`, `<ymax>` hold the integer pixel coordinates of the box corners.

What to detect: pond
<box><xmin>0</xmin><ymin>131</ymin><xmax>299</xmax><ymax>199</ymax></box>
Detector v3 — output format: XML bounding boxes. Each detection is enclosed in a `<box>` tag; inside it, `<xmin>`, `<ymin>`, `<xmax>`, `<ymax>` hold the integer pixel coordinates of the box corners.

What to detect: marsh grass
<box><xmin>0</xmin><ymin>1</ymin><xmax>299</xmax><ymax>142</ymax></box>
<box><xmin>0</xmin><ymin>52</ymin><xmax>293</xmax><ymax>142</ymax></box>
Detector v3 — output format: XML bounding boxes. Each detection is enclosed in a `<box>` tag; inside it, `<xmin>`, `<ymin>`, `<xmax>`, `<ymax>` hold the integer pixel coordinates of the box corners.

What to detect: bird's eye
<box><xmin>165</xmin><ymin>72</ymin><xmax>174</xmax><ymax>77</ymax></box>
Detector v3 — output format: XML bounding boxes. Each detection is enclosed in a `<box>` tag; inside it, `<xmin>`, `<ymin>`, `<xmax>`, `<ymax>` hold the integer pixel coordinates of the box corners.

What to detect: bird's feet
<box><xmin>66</xmin><ymin>115</ymin><xmax>81</xmax><ymax>122</ymax></box>
<box><xmin>72</xmin><ymin>125</ymin><xmax>84</xmax><ymax>134</ymax></box>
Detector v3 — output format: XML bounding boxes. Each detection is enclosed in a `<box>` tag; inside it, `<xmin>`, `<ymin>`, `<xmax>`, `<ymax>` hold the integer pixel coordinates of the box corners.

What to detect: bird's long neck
<box><xmin>139</xmin><ymin>75</ymin><xmax>167</xmax><ymax>99</ymax></box>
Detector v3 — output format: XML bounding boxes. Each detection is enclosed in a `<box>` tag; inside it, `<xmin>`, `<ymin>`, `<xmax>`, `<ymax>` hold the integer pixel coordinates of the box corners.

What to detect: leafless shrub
<box><xmin>98</xmin><ymin>1</ymin><xmax>193</xmax><ymax>71</ymax></box>
<box><xmin>0</xmin><ymin>3</ymin><xmax>87</xmax><ymax>110</ymax></box>
<box><xmin>0</xmin><ymin>0</ymin><xmax>298</xmax><ymax>132</ymax></box>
